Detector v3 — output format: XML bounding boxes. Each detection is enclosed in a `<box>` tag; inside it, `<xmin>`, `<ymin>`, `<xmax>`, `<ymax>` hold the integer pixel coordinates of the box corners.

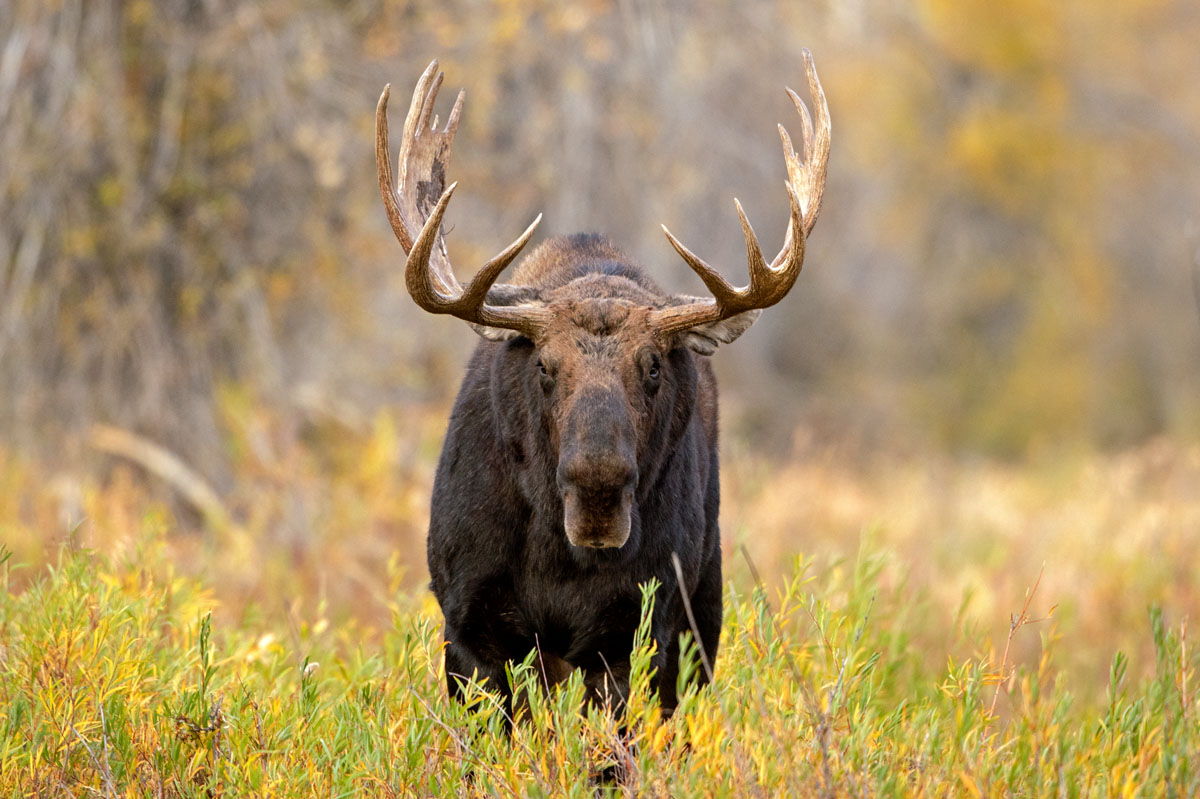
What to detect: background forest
<box><xmin>6</xmin><ymin>0</ymin><xmax>1200</xmax><ymax>468</ymax></box>
<box><xmin>2</xmin><ymin>0</ymin><xmax>1200</xmax><ymax>741</ymax></box>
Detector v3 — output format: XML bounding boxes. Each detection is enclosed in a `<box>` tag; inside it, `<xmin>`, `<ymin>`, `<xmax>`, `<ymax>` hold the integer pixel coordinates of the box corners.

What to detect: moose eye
<box><xmin>536</xmin><ymin>358</ymin><xmax>555</xmax><ymax>391</ymax></box>
<box><xmin>642</xmin><ymin>354</ymin><xmax>662</xmax><ymax>396</ymax></box>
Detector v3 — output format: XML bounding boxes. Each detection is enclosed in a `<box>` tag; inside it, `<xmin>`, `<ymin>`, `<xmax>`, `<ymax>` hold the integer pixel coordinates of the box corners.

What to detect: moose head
<box><xmin>376</xmin><ymin>55</ymin><xmax>830</xmax><ymax>550</ymax></box>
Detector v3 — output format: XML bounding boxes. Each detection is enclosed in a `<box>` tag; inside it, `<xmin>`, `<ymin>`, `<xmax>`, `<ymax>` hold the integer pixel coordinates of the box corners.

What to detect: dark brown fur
<box><xmin>380</xmin><ymin>54</ymin><xmax>831</xmax><ymax>724</ymax></box>
<box><xmin>428</xmin><ymin>233</ymin><xmax>723</xmax><ymax>713</ymax></box>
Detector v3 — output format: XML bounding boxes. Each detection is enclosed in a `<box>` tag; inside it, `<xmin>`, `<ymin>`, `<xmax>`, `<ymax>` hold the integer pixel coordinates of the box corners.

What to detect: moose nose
<box><xmin>557</xmin><ymin>386</ymin><xmax>638</xmax><ymax>548</ymax></box>
<box><xmin>561</xmin><ymin>483</ymin><xmax>633</xmax><ymax>549</ymax></box>
<box><xmin>560</xmin><ymin>452</ymin><xmax>637</xmax><ymax>494</ymax></box>
<box><xmin>558</xmin><ymin>447</ymin><xmax>637</xmax><ymax>549</ymax></box>
<box><xmin>557</xmin><ymin>385</ymin><xmax>638</xmax><ymax>492</ymax></box>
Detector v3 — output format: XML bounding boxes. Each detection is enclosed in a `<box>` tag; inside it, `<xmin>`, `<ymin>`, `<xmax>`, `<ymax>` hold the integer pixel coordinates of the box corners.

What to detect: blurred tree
<box><xmin>1</xmin><ymin>0</ymin><xmax>1197</xmax><ymax>488</ymax></box>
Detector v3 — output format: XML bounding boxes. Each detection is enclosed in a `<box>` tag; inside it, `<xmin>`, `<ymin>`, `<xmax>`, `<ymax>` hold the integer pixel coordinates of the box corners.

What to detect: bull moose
<box><xmin>375</xmin><ymin>52</ymin><xmax>830</xmax><ymax>714</ymax></box>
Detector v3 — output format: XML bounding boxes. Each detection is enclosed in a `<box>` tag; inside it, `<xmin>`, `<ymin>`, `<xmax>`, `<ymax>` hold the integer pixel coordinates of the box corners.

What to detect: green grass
<box><xmin>0</xmin><ymin>538</ymin><xmax>1196</xmax><ymax>798</ymax></box>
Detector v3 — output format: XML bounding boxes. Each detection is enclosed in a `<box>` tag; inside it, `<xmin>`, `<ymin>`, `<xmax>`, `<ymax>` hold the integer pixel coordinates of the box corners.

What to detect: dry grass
<box><xmin>3</xmin><ymin>405</ymin><xmax>1200</xmax><ymax>794</ymax></box>
<box><xmin>724</xmin><ymin>434</ymin><xmax>1200</xmax><ymax>705</ymax></box>
<box><xmin>4</xmin><ymin>398</ymin><xmax>1197</xmax><ymax>712</ymax></box>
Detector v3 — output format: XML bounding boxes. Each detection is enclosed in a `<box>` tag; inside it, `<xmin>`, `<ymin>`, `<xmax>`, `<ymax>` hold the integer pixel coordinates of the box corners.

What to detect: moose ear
<box><xmin>467</xmin><ymin>284</ymin><xmax>545</xmax><ymax>341</ymax></box>
<box><xmin>468</xmin><ymin>323</ymin><xmax>525</xmax><ymax>341</ymax></box>
<box><xmin>677</xmin><ymin>309</ymin><xmax>763</xmax><ymax>355</ymax></box>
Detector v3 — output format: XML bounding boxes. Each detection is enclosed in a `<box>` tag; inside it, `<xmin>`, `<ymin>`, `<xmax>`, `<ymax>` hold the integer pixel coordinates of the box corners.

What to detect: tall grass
<box><xmin>2</xmin><ymin>534</ymin><xmax>1196</xmax><ymax>797</ymax></box>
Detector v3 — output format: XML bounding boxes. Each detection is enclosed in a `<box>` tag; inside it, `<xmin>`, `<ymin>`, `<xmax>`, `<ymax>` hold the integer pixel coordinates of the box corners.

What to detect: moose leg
<box><xmin>657</xmin><ymin>633</ymin><xmax>682</xmax><ymax>713</ymax></box>
<box><xmin>442</xmin><ymin>631</ymin><xmax>513</xmax><ymax>711</ymax></box>
<box><xmin>583</xmin><ymin>659</ymin><xmax>631</xmax><ymax>713</ymax></box>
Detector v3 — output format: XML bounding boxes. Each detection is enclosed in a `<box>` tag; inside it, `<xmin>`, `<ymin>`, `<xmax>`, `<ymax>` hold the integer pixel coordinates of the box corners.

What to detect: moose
<box><xmin>375</xmin><ymin>52</ymin><xmax>829</xmax><ymax>714</ymax></box>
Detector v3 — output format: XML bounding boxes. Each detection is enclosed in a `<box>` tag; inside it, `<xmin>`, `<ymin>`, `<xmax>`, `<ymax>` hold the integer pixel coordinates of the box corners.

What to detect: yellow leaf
<box><xmin>960</xmin><ymin>772</ymin><xmax>983</xmax><ymax>798</ymax></box>
<box><xmin>651</xmin><ymin>723</ymin><xmax>671</xmax><ymax>754</ymax></box>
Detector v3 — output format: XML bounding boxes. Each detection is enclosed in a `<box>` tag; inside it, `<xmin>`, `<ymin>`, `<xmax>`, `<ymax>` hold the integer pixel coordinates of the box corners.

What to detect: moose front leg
<box><xmin>442</xmin><ymin>628</ymin><xmax>515</xmax><ymax>716</ymax></box>
<box><xmin>576</xmin><ymin>614</ymin><xmax>677</xmax><ymax>716</ymax></box>
<box><xmin>582</xmin><ymin>660</ymin><xmax>632</xmax><ymax>713</ymax></box>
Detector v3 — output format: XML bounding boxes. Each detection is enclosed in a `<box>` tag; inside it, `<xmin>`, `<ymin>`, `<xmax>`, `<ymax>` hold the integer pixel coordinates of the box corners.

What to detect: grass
<box><xmin>2</xmin><ymin>403</ymin><xmax>1198</xmax><ymax>796</ymax></box>
<box><xmin>1</xmin><ymin>530</ymin><xmax>1196</xmax><ymax>797</ymax></box>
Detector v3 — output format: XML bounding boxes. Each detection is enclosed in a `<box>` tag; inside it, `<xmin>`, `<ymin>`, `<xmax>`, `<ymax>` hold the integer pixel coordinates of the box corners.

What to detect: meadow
<box><xmin>2</xmin><ymin>408</ymin><xmax>1197</xmax><ymax>797</ymax></box>
<box><xmin>3</xmin><ymin>3</ymin><xmax>1199</xmax><ymax>795</ymax></box>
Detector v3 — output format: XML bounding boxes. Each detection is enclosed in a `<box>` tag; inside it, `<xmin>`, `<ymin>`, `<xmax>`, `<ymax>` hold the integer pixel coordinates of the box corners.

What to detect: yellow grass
<box><xmin>3</xmin><ymin>399</ymin><xmax>1196</xmax><ymax>708</ymax></box>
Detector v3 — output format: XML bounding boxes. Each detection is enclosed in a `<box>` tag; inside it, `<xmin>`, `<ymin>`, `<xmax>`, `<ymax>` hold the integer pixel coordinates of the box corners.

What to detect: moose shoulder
<box><xmin>375</xmin><ymin>54</ymin><xmax>830</xmax><ymax>712</ymax></box>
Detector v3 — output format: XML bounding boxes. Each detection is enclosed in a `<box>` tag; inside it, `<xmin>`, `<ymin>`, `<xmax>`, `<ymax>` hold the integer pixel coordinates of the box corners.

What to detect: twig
<box><xmin>596</xmin><ymin>651</ymin><xmax>629</xmax><ymax>709</ymax></box>
<box><xmin>830</xmin><ymin>594</ymin><xmax>875</xmax><ymax>732</ymax></box>
<box><xmin>794</xmin><ymin>678</ymin><xmax>838</xmax><ymax>799</ymax></box>
<box><xmin>69</xmin><ymin>722</ymin><xmax>116</xmax><ymax>799</ymax></box>
<box><xmin>533</xmin><ymin>633</ymin><xmax>552</xmax><ymax>695</ymax></box>
<box><xmin>411</xmin><ymin>689</ymin><xmax>504</xmax><ymax>784</ymax></box>
<box><xmin>446</xmin><ymin>671</ymin><xmax>516</xmax><ymax>730</ymax></box>
<box><xmin>745</xmin><ymin>546</ymin><xmax>871</xmax><ymax>799</ymax></box>
<box><xmin>413</xmin><ymin>686</ymin><xmax>549</xmax><ymax>795</ymax></box>
<box><xmin>800</xmin><ymin>590</ymin><xmax>837</xmax><ymax>664</ymax></box>
<box><xmin>987</xmin><ymin>565</ymin><xmax>1046</xmax><ymax>723</ymax></box>
<box><xmin>1179</xmin><ymin>616</ymin><xmax>1190</xmax><ymax>718</ymax></box>
<box><xmin>88</xmin><ymin>424</ymin><xmax>229</xmax><ymax>529</ymax></box>
<box><xmin>98</xmin><ymin>700</ymin><xmax>116</xmax><ymax>798</ymax></box>
<box><xmin>739</xmin><ymin>544</ymin><xmax>764</xmax><ymax>595</ymax></box>
<box><xmin>670</xmin><ymin>552</ymin><xmax>714</xmax><ymax>683</ymax></box>
<box><xmin>739</xmin><ymin>547</ymin><xmax>815</xmax><ymax>798</ymax></box>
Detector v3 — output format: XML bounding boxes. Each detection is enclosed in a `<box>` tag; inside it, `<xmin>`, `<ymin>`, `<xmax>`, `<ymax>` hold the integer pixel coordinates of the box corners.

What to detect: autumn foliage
<box><xmin>2</xmin><ymin>1</ymin><xmax>1199</xmax><ymax>795</ymax></box>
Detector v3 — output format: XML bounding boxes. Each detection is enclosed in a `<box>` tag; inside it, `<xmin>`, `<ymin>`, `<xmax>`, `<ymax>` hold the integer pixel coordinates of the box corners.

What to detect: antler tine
<box><xmin>733</xmin><ymin>198</ymin><xmax>771</xmax><ymax>297</ymax></box>
<box><xmin>464</xmin><ymin>214</ymin><xmax>545</xmax><ymax>329</ymax></box>
<box><xmin>404</xmin><ymin>181</ymin><xmax>459</xmax><ymax>311</ymax></box>
<box><xmin>660</xmin><ymin>224</ymin><xmax>740</xmax><ymax>300</ymax></box>
<box><xmin>795</xmin><ymin>48</ymin><xmax>831</xmax><ymax>236</ymax></box>
<box><xmin>406</xmin><ymin>184</ymin><xmax>546</xmax><ymax>336</ymax></box>
<box><xmin>400</xmin><ymin>63</ymin><xmax>461</xmax><ymax>298</ymax></box>
<box><xmin>397</xmin><ymin>60</ymin><xmax>439</xmax><ymax>177</ymax></box>
<box><xmin>376</xmin><ymin>62</ymin><xmax>546</xmax><ymax>338</ymax></box>
<box><xmin>416</xmin><ymin>69</ymin><xmax>444</xmax><ymax>135</ymax></box>
<box><xmin>376</xmin><ymin>84</ymin><xmax>410</xmax><ymax>251</ymax></box>
<box><xmin>651</xmin><ymin>50</ymin><xmax>830</xmax><ymax>340</ymax></box>
<box><xmin>445</xmin><ymin>86</ymin><xmax>465</xmax><ymax>136</ymax></box>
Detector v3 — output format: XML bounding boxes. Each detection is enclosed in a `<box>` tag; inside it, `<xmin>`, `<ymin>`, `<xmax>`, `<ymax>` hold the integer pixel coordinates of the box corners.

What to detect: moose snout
<box><xmin>559</xmin><ymin>451</ymin><xmax>637</xmax><ymax>494</ymax></box>
<box><xmin>558</xmin><ymin>449</ymin><xmax>638</xmax><ymax>549</ymax></box>
<box><xmin>560</xmin><ymin>481</ymin><xmax>635</xmax><ymax>549</ymax></box>
<box><xmin>557</xmin><ymin>392</ymin><xmax>638</xmax><ymax>549</ymax></box>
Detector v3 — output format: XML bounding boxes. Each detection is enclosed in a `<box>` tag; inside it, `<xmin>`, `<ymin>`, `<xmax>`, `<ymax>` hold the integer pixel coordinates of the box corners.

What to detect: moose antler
<box><xmin>376</xmin><ymin>61</ymin><xmax>549</xmax><ymax>338</ymax></box>
<box><xmin>651</xmin><ymin>48</ymin><xmax>831</xmax><ymax>338</ymax></box>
